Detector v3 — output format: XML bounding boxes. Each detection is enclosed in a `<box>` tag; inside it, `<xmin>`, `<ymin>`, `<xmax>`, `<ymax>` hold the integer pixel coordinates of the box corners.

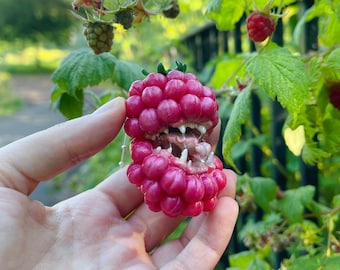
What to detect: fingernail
<box><xmin>93</xmin><ymin>97</ymin><xmax>125</xmax><ymax>115</ymax></box>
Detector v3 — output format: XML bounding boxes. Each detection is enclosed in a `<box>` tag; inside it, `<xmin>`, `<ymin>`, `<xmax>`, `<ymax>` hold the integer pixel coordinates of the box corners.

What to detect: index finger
<box><xmin>0</xmin><ymin>97</ymin><xmax>126</xmax><ymax>195</ymax></box>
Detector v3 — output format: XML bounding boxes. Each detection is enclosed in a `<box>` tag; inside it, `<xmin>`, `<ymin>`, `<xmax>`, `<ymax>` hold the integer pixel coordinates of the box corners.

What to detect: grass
<box><xmin>0</xmin><ymin>45</ymin><xmax>68</xmax><ymax>74</ymax></box>
<box><xmin>0</xmin><ymin>73</ymin><xmax>23</xmax><ymax>115</ymax></box>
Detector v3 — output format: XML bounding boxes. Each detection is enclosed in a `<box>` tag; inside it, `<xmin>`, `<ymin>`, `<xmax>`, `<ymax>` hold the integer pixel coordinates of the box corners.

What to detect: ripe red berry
<box><xmin>124</xmin><ymin>66</ymin><xmax>227</xmax><ymax>217</ymax></box>
<box><xmin>246</xmin><ymin>12</ymin><xmax>276</xmax><ymax>42</ymax></box>
<box><xmin>327</xmin><ymin>82</ymin><xmax>340</xmax><ymax>110</ymax></box>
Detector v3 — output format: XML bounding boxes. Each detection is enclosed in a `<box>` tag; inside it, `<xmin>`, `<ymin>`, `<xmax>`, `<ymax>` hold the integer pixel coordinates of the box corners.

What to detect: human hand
<box><xmin>0</xmin><ymin>97</ymin><xmax>239</xmax><ymax>270</ymax></box>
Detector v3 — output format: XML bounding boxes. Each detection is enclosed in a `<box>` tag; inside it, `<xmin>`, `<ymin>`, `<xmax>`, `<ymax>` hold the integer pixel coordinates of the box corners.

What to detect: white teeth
<box><xmin>206</xmin><ymin>152</ymin><xmax>214</xmax><ymax>164</ymax></box>
<box><xmin>163</xmin><ymin>128</ymin><xmax>169</xmax><ymax>134</ymax></box>
<box><xmin>187</xmin><ymin>160</ymin><xmax>192</xmax><ymax>167</ymax></box>
<box><xmin>167</xmin><ymin>144</ymin><xmax>173</xmax><ymax>154</ymax></box>
<box><xmin>198</xmin><ymin>125</ymin><xmax>207</xmax><ymax>134</ymax></box>
<box><xmin>188</xmin><ymin>123</ymin><xmax>196</xmax><ymax>129</ymax></box>
<box><xmin>179</xmin><ymin>125</ymin><xmax>186</xmax><ymax>134</ymax></box>
<box><xmin>180</xmin><ymin>148</ymin><xmax>188</xmax><ymax>162</ymax></box>
<box><xmin>156</xmin><ymin>146</ymin><xmax>162</xmax><ymax>152</ymax></box>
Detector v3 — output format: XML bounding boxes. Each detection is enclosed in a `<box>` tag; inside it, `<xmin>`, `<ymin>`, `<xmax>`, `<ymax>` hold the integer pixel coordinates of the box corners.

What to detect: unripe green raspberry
<box><xmin>162</xmin><ymin>0</ymin><xmax>180</xmax><ymax>19</ymax></box>
<box><xmin>83</xmin><ymin>22</ymin><xmax>114</xmax><ymax>54</ymax></box>
<box><xmin>115</xmin><ymin>8</ymin><xmax>134</xmax><ymax>30</ymax></box>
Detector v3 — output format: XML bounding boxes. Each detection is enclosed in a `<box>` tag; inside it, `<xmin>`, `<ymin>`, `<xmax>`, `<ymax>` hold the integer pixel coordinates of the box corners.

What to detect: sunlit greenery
<box><xmin>0</xmin><ymin>72</ymin><xmax>23</xmax><ymax>115</ymax></box>
<box><xmin>0</xmin><ymin>45</ymin><xmax>68</xmax><ymax>73</ymax></box>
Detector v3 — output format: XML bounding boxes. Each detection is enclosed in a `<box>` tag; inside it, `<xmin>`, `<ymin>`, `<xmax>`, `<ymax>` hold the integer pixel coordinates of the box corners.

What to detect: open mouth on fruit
<box><xmin>152</xmin><ymin>123</ymin><xmax>215</xmax><ymax>174</ymax></box>
<box><xmin>124</xmin><ymin>66</ymin><xmax>226</xmax><ymax>217</ymax></box>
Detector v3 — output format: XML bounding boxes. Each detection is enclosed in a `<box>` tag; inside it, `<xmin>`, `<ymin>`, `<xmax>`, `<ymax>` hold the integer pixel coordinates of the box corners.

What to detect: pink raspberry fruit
<box><xmin>246</xmin><ymin>12</ymin><xmax>276</xmax><ymax>42</ymax></box>
<box><xmin>124</xmin><ymin>63</ymin><xmax>227</xmax><ymax>217</ymax></box>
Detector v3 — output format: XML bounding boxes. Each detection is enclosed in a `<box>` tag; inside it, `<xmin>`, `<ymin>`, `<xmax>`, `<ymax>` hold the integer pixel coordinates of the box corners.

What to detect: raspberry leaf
<box><xmin>246</xmin><ymin>47</ymin><xmax>311</xmax><ymax>116</ymax></box>
<box><xmin>206</xmin><ymin>0</ymin><xmax>244</xmax><ymax>31</ymax></box>
<box><xmin>321</xmin><ymin>47</ymin><xmax>340</xmax><ymax>81</ymax></box>
<box><xmin>273</xmin><ymin>185</ymin><xmax>315</xmax><ymax>223</ymax></box>
<box><xmin>210</xmin><ymin>56</ymin><xmax>246</xmax><ymax>88</ymax></box>
<box><xmin>104</xmin><ymin>0</ymin><xmax>137</xmax><ymax>12</ymax></box>
<box><xmin>243</xmin><ymin>176</ymin><xmax>278</xmax><ymax>212</ymax></box>
<box><xmin>113</xmin><ymin>60</ymin><xmax>145</xmax><ymax>90</ymax></box>
<box><xmin>222</xmin><ymin>85</ymin><xmax>252</xmax><ymax>170</ymax></box>
<box><xmin>52</xmin><ymin>49</ymin><xmax>117</xmax><ymax>95</ymax></box>
<box><xmin>51</xmin><ymin>86</ymin><xmax>84</xmax><ymax>119</ymax></box>
<box><xmin>305</xmin><ymin>0</ymin><xmax>340</xmax><ymax>47</ymax></box>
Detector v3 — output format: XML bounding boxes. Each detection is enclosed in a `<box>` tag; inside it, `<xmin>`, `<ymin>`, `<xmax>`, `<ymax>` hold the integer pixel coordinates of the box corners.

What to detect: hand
<box><xmin>0</xmin><ymin>97</ymin><xmax>239</xmax><ymax>270</ymax></box>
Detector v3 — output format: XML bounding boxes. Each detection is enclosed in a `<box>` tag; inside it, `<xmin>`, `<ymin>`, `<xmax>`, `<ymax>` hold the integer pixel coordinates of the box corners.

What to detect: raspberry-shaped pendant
<box><xmin>246</xmin><ymin>12</ymin><xmax>276</xmax><ymax>42</ymax></box>
<box><xmin>124</xmin><ymin>63</ymin><xmax>227</xmax><ymax>217</ymax></box>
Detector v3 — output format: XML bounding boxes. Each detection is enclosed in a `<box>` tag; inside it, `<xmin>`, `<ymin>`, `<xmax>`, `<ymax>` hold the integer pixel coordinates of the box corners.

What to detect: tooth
<box><xmin>188</xmin><ymin>123</ymin><xmax>195</xmax><ymax>129</ymax></box>
<box><xmin>168</xmin><ymin>144</ymin><xmax>173</xmax><ymax>154</ymax></box>
<box><xmin>179</xmin><ymin>125</ymin><xmax>186</xmax><ymax>134</ymax></box>
<box><xmin>156</xmin><ymin>146</ymin><xmax>162</xmax><ymax>152</ymax></box>
<box><xmin>180</xmin><ymin>148</ymin><xmax>188</xmax><ymax>162</ymax></box>
<box><xmin>206</xmin><ymin>152</ymin><xmax>214</xmax><ymax>164</ymax></box>
<box><xmin>163</xmin><ymin>128</ymin><xmax>169</xmax><ymax>134</ymax></box>
<box><xmin>198</xmin><ymin>125</ymin><xmax>207</xmax><ymax>134</ymax></box>
<box><xmin>187</xmin><ymin>160</ymin><xmax>192</xmax><ymax>167</ymax></box>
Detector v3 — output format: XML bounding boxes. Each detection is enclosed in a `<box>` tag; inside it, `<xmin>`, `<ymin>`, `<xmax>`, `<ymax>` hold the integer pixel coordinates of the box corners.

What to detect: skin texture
<box><xmin>0</xmin><ymin>97</ymin><xmax>239</xmax><ymax>270</ymax></box>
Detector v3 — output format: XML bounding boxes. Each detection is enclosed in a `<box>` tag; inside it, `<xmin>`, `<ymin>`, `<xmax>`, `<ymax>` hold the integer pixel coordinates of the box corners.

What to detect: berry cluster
<box><xmin>124</xmin><ymin>65</ymin><xmax>227</xmax><ymax>217</ymax></box>
<box><xmin>83</xmin><ymin>22</ymin><xmax>114</xmax><ymax>54</ymax></box>
<box><xmin>115</xmin><ymin>8</ymin><xmax>135</xmax><ymax>30</ymax></box>
<box><xmin>72</xmin><ymin>0</ymin><xmax>181</xmax><ymax>54</ymax></box>
<box><xmin>246</xmin><ymin>12</ymin><xmax>276</xmax><ymax>42</ymax></box>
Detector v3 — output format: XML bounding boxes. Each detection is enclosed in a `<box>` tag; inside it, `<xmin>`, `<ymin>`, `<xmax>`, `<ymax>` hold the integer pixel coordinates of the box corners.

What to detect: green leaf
<box><xmin>249</xmin><ymin>177</ymin><xmax>278</xmax><ymax>212</ymax></box>
<box><xmin>304</xmin><ymin>0</ymin><xmax>340</xmax><ymax>46</ymax></box>
<box><xmin>52</xmin><ymin>49</ymin><xmax>117</xmax><ymax>95</ymax></box>
<box><xmin>229</xmin><ymin>251</ymin><xmax>271</xmax><ymax>270</ymax></box>
<box><xmin>112</xmin><ymin>59</ymin><xmax>145</xmax><ymax>90</ymax></box>
<box><xmin>302</xmin><ymin>140</ymin><xmax>330</xmax><ymax>164</ymax></box>
<box><xmin>231</xmin><ymin>141</ymin><xmax>251</xmax><ymax>160</ymax></box>
<box><xmin>210</xmin><ymin>56</ymin><xmax>246</xmax><ymax>89</ymax></box>
<box><xmin>50</xmin><ymin>85</ymin><xmax>64</xmax><ymax>103</ymax></box>
<box><xmin>229</xmin><ymin>250</ymin><xmax>257</xmax><ymax>268</ymax></box>
<box><xmin>322</xmin><ymin>47</ymin><xmax>340</xmax><ymax>81</ymax></box>
<box><xmin>206</xmin><ymin>0</ymin><xmax>245</xmax><ymax>31</ymax></box>
<box><xmin>332</xmin><ymin>194</ymin><xmax>340</xmax><ymax>207</ymax></box>
<box><xmin>274</xmin><ymin>185</ymin><xmax>315</xmax><ymax>223</ymax></box>
<box><xmin>246</xmin><ymin>257</ymin><xmax>271</xmax><ymax>270</ymax></box>
<box><xmin>287</xmin><ymin>254</ymin><xmax>340</xmax><ymax>270</ymax></box>
<box><xmin>222</xmin><ymin>86</ymin><xmax>252</xmax><ymax>170</ymax></box>
<box><xmin>104</xmin><ymin>0</ymin><xmax>137</xmax><ymax>12</ymax></box>
<box><xmin>56</xmin><ymin>89</ymin><xmax>84</xmax><ymax>119</ymax></box>
<box><xmin>246</xmin><ymin>47</ymin><xmax>311</xmax><ymax>115</ymax></box>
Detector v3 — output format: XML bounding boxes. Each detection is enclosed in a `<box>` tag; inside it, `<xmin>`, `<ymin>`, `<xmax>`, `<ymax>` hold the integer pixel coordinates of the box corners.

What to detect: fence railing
<box><xmin>182</xmin><ymin>1</ymin><xmax>318</xmax><ymax>268</ymax></box>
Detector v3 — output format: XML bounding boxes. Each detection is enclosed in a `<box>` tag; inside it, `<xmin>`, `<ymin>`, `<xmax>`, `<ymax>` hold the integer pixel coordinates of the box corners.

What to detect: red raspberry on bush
<box><xmin>124</xmin><ymin>62</ymin><xmax>227</xmax><ymax>217</ymax></box>
<box><xmin>246</xmin><ymin>12</ymin><xmax>276</xmax><ymax>42</ymax></box>
<box><xmin>327</xmin><ymin>82</ymin><xmax>340</xmax><ymax>110</ymax></box>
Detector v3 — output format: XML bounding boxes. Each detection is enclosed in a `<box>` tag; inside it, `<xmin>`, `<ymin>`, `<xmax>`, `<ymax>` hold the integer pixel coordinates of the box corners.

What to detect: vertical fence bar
<box><xmin>299</xmin><ymin>0</ymin><xmax>319</xmax><ymax>201</ymax></box>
